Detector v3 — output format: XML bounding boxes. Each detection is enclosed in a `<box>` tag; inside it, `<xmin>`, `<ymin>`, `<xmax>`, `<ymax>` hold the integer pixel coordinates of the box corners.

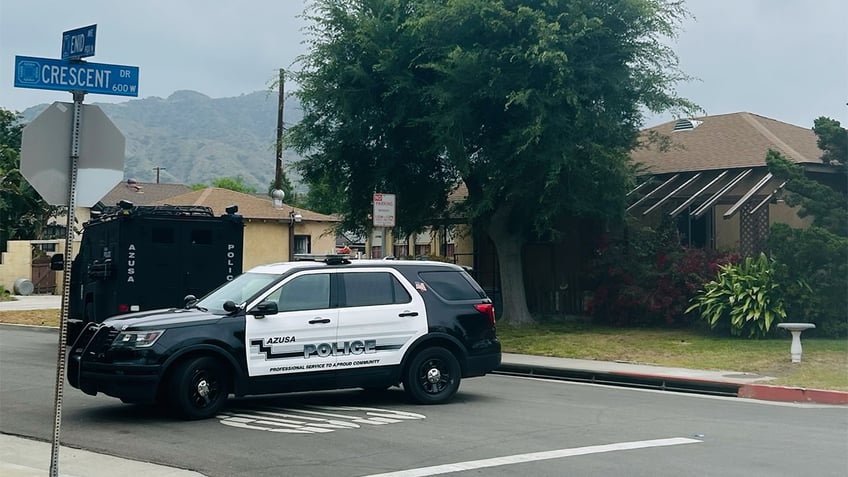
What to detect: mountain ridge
<box><xmin>20</xmin><ymin>90</ymin><xmax>304</xmax><ymax>191</ymax></box>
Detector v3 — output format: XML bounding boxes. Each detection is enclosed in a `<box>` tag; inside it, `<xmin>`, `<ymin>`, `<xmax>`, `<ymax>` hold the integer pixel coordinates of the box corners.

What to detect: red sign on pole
<box><xmin>373</xmin><ymin>193</ymin><xmax>396</xmax><ymax>227</ymax></box>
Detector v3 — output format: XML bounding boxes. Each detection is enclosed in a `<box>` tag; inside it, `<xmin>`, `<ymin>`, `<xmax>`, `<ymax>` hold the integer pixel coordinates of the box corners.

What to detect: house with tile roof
<box><xmin>627</xmin><ymin>112</ymin><xmax>835</xmax><ymax>256</ymax></box>
<box><xmin>151</xmin><ymin>187</ymin><xmax>339</xmax><ymax>269</ymax></box>
<box><xmin>0</xmin><ymin>182</ymin><xmax>338</xmax><ymax>294</ymax></box>
<box><xmin>1</xmin><ymin>180</ymin><xmax>196</xmax><ymax>294</ymax></box>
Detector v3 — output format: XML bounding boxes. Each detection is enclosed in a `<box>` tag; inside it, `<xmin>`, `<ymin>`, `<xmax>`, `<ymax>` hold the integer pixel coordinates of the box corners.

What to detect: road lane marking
<box><xmin>361</xmin><ymin>437</ymin><xmax>701</xmax><ymax>477</ymax></box>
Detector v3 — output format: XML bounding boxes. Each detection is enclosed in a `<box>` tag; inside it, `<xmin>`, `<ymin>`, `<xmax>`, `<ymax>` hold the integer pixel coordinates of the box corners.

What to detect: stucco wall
<box><xmin>0</xmin><ymin>240</ymin><xmax>72</xmax><ymax>294</ymax></box>
<box><xmin>770</xmin><ymin>202</ymin><xmax>812</xmax><ymax>228</ymax></box>
<box><xmin>241</xmin><ymin>219</ymin><xmax>337</xmax><ymax>270</ymax></box>
<box><xmin>0</xmin><ymin>241</ymin><xmax>36</xmax><ymax>292</ymax></box>
<box><xmin>714</xmin><ymin>202</ymin><xmax>810</xmax><ymax>251</ymax></box>
<box><xmin>713</xmin><ymin>205</ymin><xmax>738</xmax><ymax>250</ymax></box>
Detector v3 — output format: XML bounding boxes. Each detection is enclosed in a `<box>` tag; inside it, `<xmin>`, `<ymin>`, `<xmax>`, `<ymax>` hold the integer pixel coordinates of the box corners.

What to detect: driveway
<box><xmin>0</xmin><ymin>294</ymin><xmax>61</xmax><ymax>311</ymax></box>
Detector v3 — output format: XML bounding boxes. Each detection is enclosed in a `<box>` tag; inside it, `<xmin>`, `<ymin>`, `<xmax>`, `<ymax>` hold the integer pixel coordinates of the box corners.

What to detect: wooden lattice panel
<box><xmin>740</xmin><ymin>201</ymin><xmax>769</xmax><ymax>257</ymax></box>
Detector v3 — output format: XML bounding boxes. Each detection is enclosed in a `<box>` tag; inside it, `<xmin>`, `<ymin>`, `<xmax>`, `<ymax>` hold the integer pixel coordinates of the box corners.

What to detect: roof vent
<box><xmin>672</xmin><ymin>119</ymin><xmax>702</xmax><ymax>132</ymax></box>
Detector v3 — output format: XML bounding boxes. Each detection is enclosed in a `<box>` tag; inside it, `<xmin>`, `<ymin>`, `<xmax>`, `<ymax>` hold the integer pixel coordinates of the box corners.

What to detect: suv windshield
<box><xmin>197</xmin><ymin>272</ymin><xmax>280</xmax><ymax>313</ymax></box>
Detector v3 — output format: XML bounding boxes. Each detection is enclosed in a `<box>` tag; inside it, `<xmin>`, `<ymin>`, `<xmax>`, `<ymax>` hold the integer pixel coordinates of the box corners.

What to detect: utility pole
<box><xmin>272</xmin><ymin>68</ymin><xmax>286</xmax><ymax>209</ymax></box>
<box><xmin>275</xmin><ymin>68</ymin><xmax>284</xmax><ymax>192</ymax></box>
<box><xmin>153</xmin><ymin>166</ymin><xmax>166</xmax><ymax>184</ymax></box>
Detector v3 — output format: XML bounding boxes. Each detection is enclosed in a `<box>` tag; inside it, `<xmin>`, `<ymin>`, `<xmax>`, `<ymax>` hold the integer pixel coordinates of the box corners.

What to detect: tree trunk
<box><xmin>487</xmin><ymin>204</ymin><xmax>535</xmax><ymax>325</ymax></box>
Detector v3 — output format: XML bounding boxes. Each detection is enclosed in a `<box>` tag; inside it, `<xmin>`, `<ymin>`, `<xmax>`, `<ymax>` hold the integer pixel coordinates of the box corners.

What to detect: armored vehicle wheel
<box><xmin>168</xmin><ymin>356</ymin><xmax>230</xmax><ymax>420</ymax></box>
<box><xmin>403</xmin><ymin>347</ymin><xmax>460</xmax><ymax>404</ymax></box>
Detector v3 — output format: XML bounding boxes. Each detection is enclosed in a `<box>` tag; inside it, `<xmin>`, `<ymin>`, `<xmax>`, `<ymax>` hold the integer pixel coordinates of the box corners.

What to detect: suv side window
<box><xmin>418</xmin><ymin>271</ymin><xmax>482</xmax><ymax>300</ymax></box>
<box><xmin>269</xmin><ymin>273</ymin><xmax>331</xmax><ymax>312</ymax></box>
<box><xmin>340</xmin><ymin>271</ymin><xmax>411</xmax><ymax>307</ymax></box>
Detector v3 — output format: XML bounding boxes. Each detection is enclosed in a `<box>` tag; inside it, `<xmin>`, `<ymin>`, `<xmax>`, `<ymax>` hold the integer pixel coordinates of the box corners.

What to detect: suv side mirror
<box><xmin>250</xmin><ymin>300</ymin><xmax>278</xmax><ymax>318</ymax></box>
<box><xmin>50</xmin><ymin>253</ymin><xmax>64</xmax><ymax>271</ymax></box>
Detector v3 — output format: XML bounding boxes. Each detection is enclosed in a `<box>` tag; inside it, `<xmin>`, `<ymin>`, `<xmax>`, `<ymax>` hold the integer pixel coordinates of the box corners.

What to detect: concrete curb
<box><xmin>496</xmin><ymin>358</ymin><xmax>848</xmax><ymax>405</ymax></box>
<box><xmin>737</xmin><ymin>384</ymin><xmax>848</xmax><ymax>405</ymax></box>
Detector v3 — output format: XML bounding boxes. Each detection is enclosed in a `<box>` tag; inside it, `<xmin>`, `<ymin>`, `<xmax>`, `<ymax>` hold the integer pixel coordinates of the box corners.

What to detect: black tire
<box><xmin>403</xmin><ymin>347</ymin><xmax>461</xmax><ymax>404</ymax></box>
<box><xmin>167</xmin><ymin>356</ymin><xmax>230</xmax><ymax>420</ymax></box>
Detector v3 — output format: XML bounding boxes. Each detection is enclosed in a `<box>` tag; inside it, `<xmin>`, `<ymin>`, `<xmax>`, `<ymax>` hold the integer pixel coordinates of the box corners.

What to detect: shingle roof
<box><xmin>151</xmin><ymin>187</ymin><xmax>339</xmax><ymax>222</ymax></box>
<box><xmin>630</xmin><ymin>112</ymin><xmax>825</xmax><ymax>175</ymax></box>
<box><xmin>98</xmin><ymin>180</ymin><xmax>191</xmax><ymax>207</ymax></box>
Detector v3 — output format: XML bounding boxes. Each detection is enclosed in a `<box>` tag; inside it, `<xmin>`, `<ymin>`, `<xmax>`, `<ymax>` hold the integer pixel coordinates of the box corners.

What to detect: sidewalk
<box><xmin>0</xmin><ymin>434</ymin><xmax>205</xmax><ymax>477</ymax></box>
<box><xmin>1</xmin><ymin>294</ymin><xmax>846</xmax><ymax>475</ymax></box>
<box><xmin>0</xmin><ymin>294</ymin><xmax>62</xmax><ymax>311</ymax></box>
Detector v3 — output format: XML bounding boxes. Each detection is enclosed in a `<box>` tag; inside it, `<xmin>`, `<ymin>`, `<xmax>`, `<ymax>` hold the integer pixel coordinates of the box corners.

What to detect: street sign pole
<box><xmin>49</xmin><ymin>89</ymin><xmax>84</xmax><ymax>477</ymax></box>
<box><xmin>14</xmin><ymin>24</ymin><xmax>134</xmax><ymax>476</ymax></box>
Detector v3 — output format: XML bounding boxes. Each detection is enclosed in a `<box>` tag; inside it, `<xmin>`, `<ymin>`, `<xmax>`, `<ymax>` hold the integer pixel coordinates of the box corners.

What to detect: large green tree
<box><xmin>766</xmin><ymin>117</ymin><xmax>847</xmax><ymax>237</ymax></box>
<box><xmin>288</xmin><ymin>0</ymin><xmax>695</xmax><ymax>324</ymax></box>
<box><xmin>190</xmin><ymin>175</ymin><xmax>258</xmax><ymax>194</ymax></box>
<box><xmin>0</xmin><ymin>108</ymin><xmax>60</xmax><ymax>252</ymax></box>
<box><xmin>766</xmin><ymin>117</ymin><xmax>847</xmax><ymax>336</ymax></box>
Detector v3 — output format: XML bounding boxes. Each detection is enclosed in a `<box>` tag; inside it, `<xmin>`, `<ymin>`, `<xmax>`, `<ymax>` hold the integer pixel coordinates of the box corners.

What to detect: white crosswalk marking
<box><xmin>216</xmin><ymin>405</ymin><xmax>426</xmax><ymax>434</ymax></box>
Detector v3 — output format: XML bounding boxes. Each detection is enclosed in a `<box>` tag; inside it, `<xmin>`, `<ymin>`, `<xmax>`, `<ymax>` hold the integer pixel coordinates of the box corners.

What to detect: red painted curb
<box><xmin>738</xmin><ymin>384</ymin><xmax>848</xmax><ymax>405</ymax></box>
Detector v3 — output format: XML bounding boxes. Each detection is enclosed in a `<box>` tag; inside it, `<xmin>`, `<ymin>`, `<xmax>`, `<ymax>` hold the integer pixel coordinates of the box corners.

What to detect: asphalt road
<box><xmin>2</xmin><ymin>326</ymin><xmax>846</xmax><ymax>477</ymax></box>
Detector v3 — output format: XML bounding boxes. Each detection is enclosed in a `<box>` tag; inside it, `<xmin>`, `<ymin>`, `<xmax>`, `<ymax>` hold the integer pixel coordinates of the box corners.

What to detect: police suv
<box><xmin>68</xmin><ymin>255</ymin><xmax>501</xmax><ymax>419</ymax></box>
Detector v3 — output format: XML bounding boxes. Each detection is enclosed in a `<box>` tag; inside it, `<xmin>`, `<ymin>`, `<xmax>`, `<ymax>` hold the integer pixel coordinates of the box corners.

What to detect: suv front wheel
<box><xmin>403</xmin><ymin>346</ymin><xmax>461</xmax><ymax>404</ymax></box>
<box><xmin>168</xmin><ymin>356</ymin><xmax>231</xmax><ymax>420</ymax></box>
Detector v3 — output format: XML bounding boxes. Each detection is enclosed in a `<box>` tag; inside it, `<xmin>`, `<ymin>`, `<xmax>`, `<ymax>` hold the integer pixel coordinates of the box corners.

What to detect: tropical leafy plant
<box><xmin>686</xmin><ymin>253</ymin><xmax>787</xmax><ymax>338</ymax></box>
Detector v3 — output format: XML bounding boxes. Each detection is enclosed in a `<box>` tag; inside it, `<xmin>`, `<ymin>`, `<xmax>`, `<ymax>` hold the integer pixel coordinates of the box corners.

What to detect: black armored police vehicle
<box><xmin>55</xmin><ymin>202</ymin><xmax>244</xmax><ymax>341</ymax></box>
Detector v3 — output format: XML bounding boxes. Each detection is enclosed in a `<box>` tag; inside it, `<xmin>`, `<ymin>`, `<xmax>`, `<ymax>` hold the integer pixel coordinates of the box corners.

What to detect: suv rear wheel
<box><xmin>168</xmin><ymin>356</ymin><xmax>230</xmax><ymax>420</ymax></box>
<box><xmin>403</xmin><ymin>346</ymin><xmax>460</xmax><ymax>404</ymax></box>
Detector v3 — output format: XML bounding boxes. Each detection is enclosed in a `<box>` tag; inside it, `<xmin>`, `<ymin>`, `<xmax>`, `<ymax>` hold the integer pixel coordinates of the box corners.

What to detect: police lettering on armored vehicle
<box><xmin>68</xmin><ymin>255</ymin><xmax>501</xmax><ymax>420</ymax></box>
<box><xmin>52</xmin><ymin>201</ymin><xmax>244</xmax><ymax>342</ymax></box>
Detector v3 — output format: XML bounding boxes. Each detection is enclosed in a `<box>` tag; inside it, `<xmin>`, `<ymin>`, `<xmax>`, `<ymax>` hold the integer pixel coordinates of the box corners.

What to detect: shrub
<box><xmin>686</xmin><ymin>253</ymin><xmax>787</xmax><ymax>338</ymax></box>
<box><xmin>587</xmin><ymin>220</ymin><xmax>737</xmax><ymax>327</ymax></box>
<box><xmin>768</xmin><ymin>224</ymin><xmax>848</xmax><ymax>337</ymax></box>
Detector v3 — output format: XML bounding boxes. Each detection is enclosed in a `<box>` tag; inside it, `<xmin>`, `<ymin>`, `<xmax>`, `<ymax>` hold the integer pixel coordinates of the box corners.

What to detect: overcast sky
<box><xmin>2</xmin><ymin>0</ymin><xmax>846</xmax><ymax>128</ymax></box>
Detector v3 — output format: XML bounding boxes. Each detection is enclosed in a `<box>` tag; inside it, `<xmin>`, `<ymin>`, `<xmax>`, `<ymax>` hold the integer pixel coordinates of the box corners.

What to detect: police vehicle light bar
<box><xmin>294</xmin><ymin>253</ymin><xmax>351</xmax><ymax>265</ymax></box>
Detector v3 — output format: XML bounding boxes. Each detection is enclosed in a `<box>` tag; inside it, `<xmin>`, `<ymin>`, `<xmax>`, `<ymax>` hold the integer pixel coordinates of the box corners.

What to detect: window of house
<box><xmin>393</xmin><ymin>244</ymin><xmax>409</xmax><ymax>257</ymax></box>
<box><xmin>294</xmin><ymin>235</ymin><xmax>311</xmax><ymax>254</ymax></box>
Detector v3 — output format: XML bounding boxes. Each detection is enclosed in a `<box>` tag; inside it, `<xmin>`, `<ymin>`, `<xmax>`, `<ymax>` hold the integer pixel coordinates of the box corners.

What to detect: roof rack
<box><xmin>87</xmin><ymin>205</ymin><xmax>217</xmax><ymax>226</ymax></box>
<box><xmin>294</xmin><ymin>253</ymin><xmax>351</xmax><ymax>265</ymax></box>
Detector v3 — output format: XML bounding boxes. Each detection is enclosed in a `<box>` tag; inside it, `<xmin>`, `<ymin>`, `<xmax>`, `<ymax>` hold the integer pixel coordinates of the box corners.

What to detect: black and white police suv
<box><xmin>67</xmin><ymin>254</ymin><xmax>501</xmax><ymax>419</ymax></box>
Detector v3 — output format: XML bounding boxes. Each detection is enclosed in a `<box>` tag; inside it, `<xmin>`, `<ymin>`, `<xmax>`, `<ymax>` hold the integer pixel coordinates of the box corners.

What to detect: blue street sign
<box><xmin>14</xmin><ymin>55</ymin><xmax>139</xmax><ymax>97</ymax></box>
<box><xmin>62</xmin><ymin>24</ymin><xmax>97</xmax><ymax>60</ymax></box>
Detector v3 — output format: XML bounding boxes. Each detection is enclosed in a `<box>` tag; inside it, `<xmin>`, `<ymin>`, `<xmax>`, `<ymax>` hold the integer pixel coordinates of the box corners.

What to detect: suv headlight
<box><xmin>114</xmin><ymin>330</ymin><xmax>164</xmax><ymax>348</ymax></box>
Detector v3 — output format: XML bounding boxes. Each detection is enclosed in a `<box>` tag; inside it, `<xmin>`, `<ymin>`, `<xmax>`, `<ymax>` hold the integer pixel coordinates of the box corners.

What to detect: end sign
<box><xmin>62</xmin><ymin>24</ymin><xmax>96</xmax><ymax>60</ymax></box>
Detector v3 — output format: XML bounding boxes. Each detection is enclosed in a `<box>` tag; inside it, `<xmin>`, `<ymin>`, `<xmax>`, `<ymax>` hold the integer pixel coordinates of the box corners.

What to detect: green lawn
<box><xmin>497</xmin><ymin>321</ymin><xmax>848</xmax><ymax>391</ymax></box>
<box><xmin>2</xmin><ymin>308</ymin><xmax>845</xmax><ymax>391</ymax></box>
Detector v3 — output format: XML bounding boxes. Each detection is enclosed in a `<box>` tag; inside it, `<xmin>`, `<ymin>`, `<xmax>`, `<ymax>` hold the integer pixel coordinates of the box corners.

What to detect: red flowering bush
<box><xmin>586</xmin><ymin>222</ymin><xmax>737</xmax><ymax>328</ymax></box>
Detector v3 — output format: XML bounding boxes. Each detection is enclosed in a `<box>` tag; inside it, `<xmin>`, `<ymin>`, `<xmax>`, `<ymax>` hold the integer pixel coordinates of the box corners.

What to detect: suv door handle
<box><xmin>398</xmin><ymin>311</ymin><xmax>418</xmax><ymax>317</ymax></box>
<box><xmin>309</xmin><ymin>318</ymin><xmax>331</xmax><ymax>324</ymax></box>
